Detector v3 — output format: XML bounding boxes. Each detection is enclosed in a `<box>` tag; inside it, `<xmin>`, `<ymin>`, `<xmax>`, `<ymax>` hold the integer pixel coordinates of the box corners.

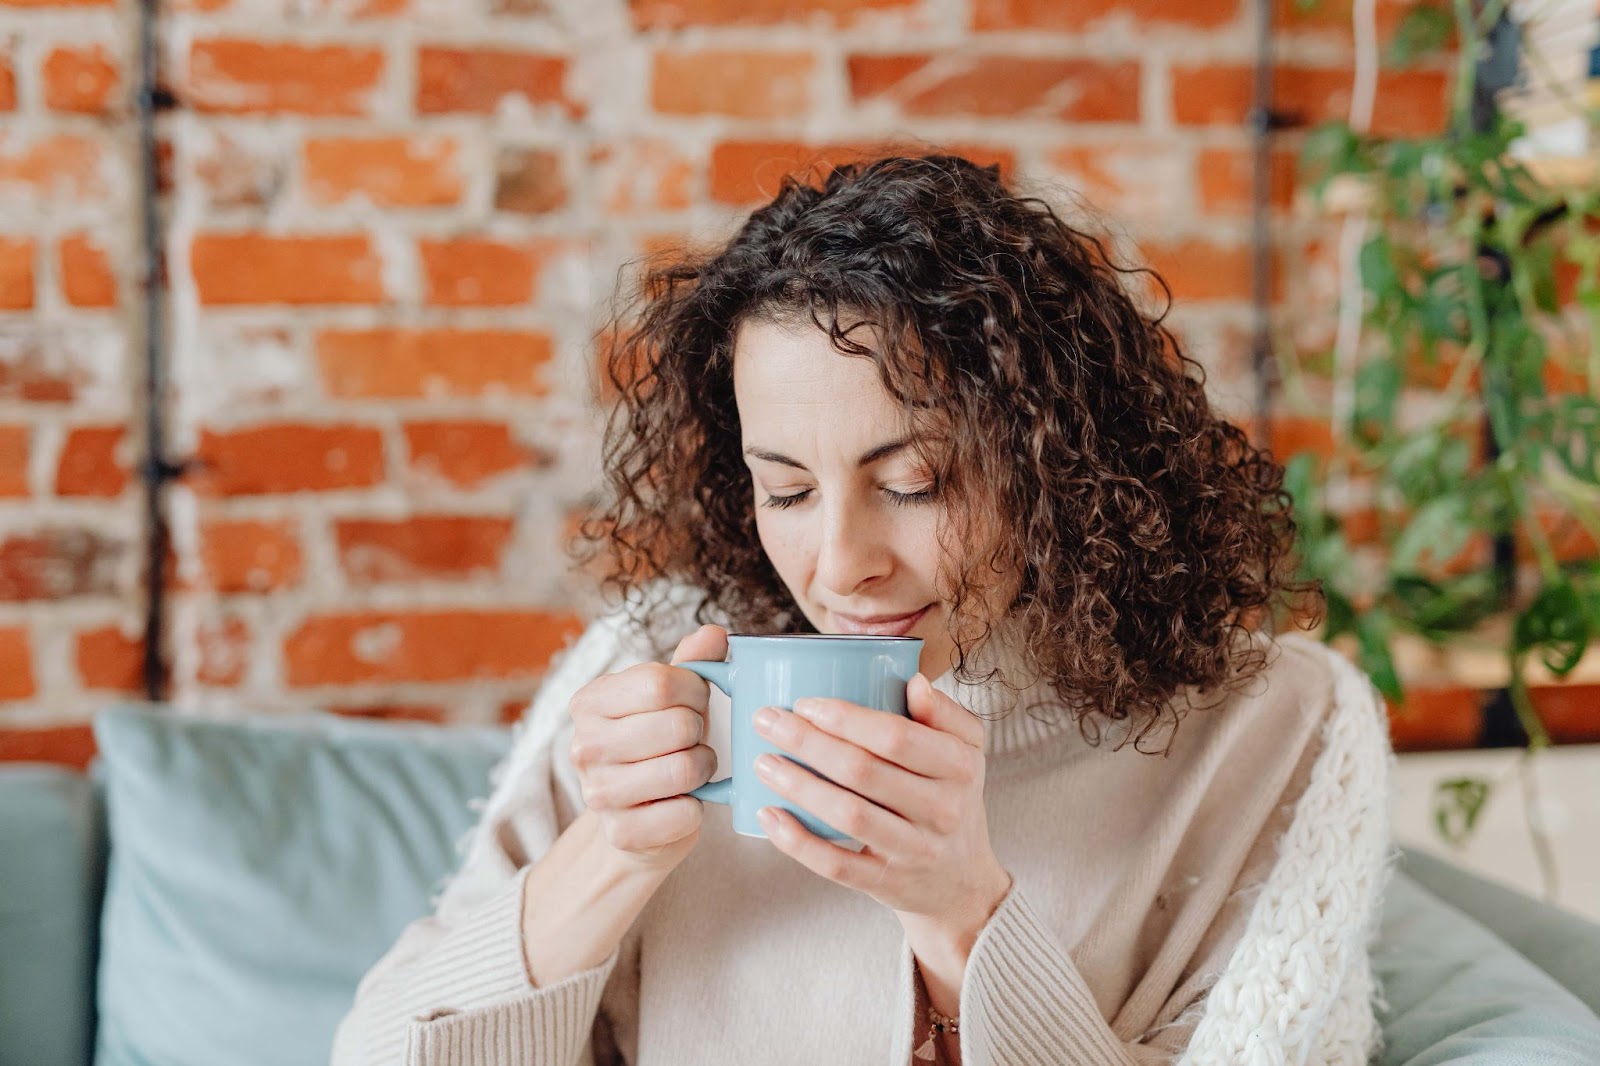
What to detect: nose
<box><xmin>814</xmin><ymin>495</ymin><xmax>892</xmax><ymax>597</ymax></box>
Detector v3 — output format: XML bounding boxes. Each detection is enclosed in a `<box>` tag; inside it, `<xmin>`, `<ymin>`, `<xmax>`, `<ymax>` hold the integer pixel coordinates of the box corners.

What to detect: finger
<box><xmin>787</xmin><ymin>695</ymin><xmax>972</xmax><ymax>780</ymax></box>
<box><xmin>670</xmin><ymin>623</ymin><xmax>729</xmax><ymax>666</ymax></box>
<box><xmin>905</xmin><ymin>672</ymin><xmax>985</xmax><ymax>749</ymax></box>
<box><xmin>757</xmin><ymin>705</ymin><xmax>946</xmax><ymax>820</ymax></box>
<box><xmin>578</xmin><ymin>661</ymin><xmax>712</xmax><ymax>720</ymax></box>
<box><xmin>600</xmin><ymin>795</ymin><xmax>702</xmax><ymax>853</ymax></box>
<box><xmin>583</xmin><ymin>744</ymin><xmax>717</xmax><ymax>810</ymax></box>
<box><xmin>756</xmin><ymin>805</ymin><xmax>885</xmax><ymax>891</ymax></box>
<box><xmin>753</xmin><ymin>750</ymin><xmax>919</xmax><ymax>856</ymax></box>
<box><xmin>570</xmin><ymin>706</ymin><xmax>703</xmax><ymax>768</ymax></box>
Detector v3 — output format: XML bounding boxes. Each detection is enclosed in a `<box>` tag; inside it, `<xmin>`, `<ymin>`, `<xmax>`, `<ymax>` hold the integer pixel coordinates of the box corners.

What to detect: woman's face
<box><xmin>732</xmin><ymin>317</ymin><xmax>972</xmax><ymax>677</ymax></box>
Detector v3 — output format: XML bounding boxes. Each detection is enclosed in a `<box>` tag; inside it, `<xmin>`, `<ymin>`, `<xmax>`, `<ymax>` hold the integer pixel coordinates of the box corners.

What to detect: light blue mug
<box><xmin>679</xmin><ymin>634</ymin><xmax>923</xmax><ymax>841</ymax></box>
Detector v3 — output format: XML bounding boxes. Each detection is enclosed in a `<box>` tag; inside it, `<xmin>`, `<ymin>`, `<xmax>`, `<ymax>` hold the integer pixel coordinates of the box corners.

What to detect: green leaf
<box><xmin>1512</xmin><ymin>580</ymin><xmax>1592</xmax><ymax>676</ymax></box>
<box><xmin>1387</xmin><ymin>3</ymin><xmax>1454</xmax><ymax>66</ymax></box>
<box><xmin>1355</xmin><ymin>607</ymin><xmax>1403</xmax><ymax>700</ymax></box>
<box><xmin>1433</xmin><ymin>776</ymin><xmax>1492</xmax><ymax>848</ymax></box>
<box><xmin>1354</xmin><ymin>359</ymin><xmax>1402</xmax><ymax>439</ymax></box>
<box><xmin>1392</xmin><ymin>495</ymin><xmax>1474</xmax><ymax>572</ymax></box>
<box><xmin>1391</xmin><ymin>570</ymin><xmax>1502</xmax><ymax>638</ymax></box>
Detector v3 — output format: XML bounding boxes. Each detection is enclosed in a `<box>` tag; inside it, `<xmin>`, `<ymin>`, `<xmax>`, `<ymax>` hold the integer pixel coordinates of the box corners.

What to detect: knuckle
<box><xmin>664</xmin><ymin>750</ymin><xmax>701</xmax><ymax>794</ymax></box>
<box><xmin>818</xmin><ymin>853</ymin><xmax>850</xmax><ymax>881</ymax></box>
<box><xmin>836</xmin><ymin>804</ymin><xmax>870</xmax><ymax>838</ymax></box>
<box><xmin>880</xmin><ymin>726</ymin><xmax>913</xmax><ymax>764</ymax></box>
<box><xmin>840</xmin><ymin>750</ymin><xmax>876</xmax><ymax>788</ymax></box>
<box><xmin>634</xmin><ymin>663</ymin><xmax>675</xmax><ymax>709</ymax></box>
<box><xmin>672</xmin><ymin>708</ymin><xmax>703</xmax><ymax>751</ymax></box>
<box><xmin>567</xmin><ymin>736</ymin><xmax>594</xmax><ymax>769</ymax></box>
<box><xmin>930</xmin><ymin>801</ymin><xmax>959</xmax><ymax>836</ymax></box>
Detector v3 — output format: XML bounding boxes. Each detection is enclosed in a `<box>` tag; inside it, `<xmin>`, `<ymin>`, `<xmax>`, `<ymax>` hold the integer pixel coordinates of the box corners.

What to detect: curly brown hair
<box><xmin>576</xmin><ymin>152</ymin><xmax>1321</xmax><ymax>749</ymax></box>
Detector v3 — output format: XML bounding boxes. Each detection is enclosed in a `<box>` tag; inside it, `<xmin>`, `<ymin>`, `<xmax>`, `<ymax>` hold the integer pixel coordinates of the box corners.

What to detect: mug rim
<box><xmin>725</xmin><ymin>633</ymin><xmax>921</xmax><ymax>641</ymax></box>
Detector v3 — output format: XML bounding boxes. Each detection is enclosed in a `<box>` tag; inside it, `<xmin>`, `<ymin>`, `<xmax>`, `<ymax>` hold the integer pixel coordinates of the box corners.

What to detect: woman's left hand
<box><xmin>752</xmin><ymin>672</ymin><xmax>1012</xmax><ymax>928</ymax></box>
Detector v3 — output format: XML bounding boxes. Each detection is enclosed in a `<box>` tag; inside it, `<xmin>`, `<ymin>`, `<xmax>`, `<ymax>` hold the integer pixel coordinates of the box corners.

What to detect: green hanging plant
<box><xmin>1277</xmin><ymin>0</ymin><xmax>1600</xmax><ymax>890</ymax></box>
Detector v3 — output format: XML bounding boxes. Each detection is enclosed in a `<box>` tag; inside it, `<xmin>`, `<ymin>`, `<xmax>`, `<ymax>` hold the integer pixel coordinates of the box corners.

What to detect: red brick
<box><xmin>416</xmin><ymin>47</ymin><xmax>575</xmax><ymax>116</ymax></box>
<box><xmin>709</xmin><ymin>139</ymin><xmax>1016</xmax><ymax>205</ymax></box>
<box><xmin>76</xmin><ymin>626</ymin><xmax>144</xmax><ymax>692</ymax></box>
<box><xmin>632</xmin><ymin>0</ymin><xmax>917</xmax><ymax>26</ymax></box>
<box><xmin>849</xmin><ymin>54</ymin><xmax>1140</xmax><ymax>121</ymax></box>
<box><xmin>194</xmin><ymin>424</ymin><xmax>386</xmax><ymax>496</ymax></box>
<box><xmin>58</xmin><ymin>234</ymin><xmax>116</xmax><ymax>308</ymax></box>
<box><xmin>0</xmin><ymin>627</ymin><xmax>35</xmax><ymax>700</ymax></box>
<box><xmin>1530</xmin><ymin>684</ymin><xmax>1600</xmax><ymax>745</ymax></box>
<box><xmin>1261</xmin><ymin>414</ymin><xmax>1335</xmax><ymax>462</ymax></box>
<box><xmin>1196</xmin><ymin>146</ymin><xmax>1298</xmax><ymax>213</ymax></box>
<box><xmin>1043</xmin><ymin>144</ymin><xmax>1188</xmax><ymax>218</ymax></box>
<box><xmin>43</xmin><ymin>45</ymin><xmax>119</xmax><ymax>114</ymax></box>
<box><xmin>403</xmin><ymin>420</ymin><xmax>530</xmax><ymax>488</ymax></box>
<box><xmin>418</xmin><ymin>237</ymin><xmax>557</xmax><ymax>307</ymax></box>
<box><xmin>1141</xmin><ymin>238</ymin><xmax>1278</xmax><ymax>303</ymax></box>
<box><xmin>1172</xmin><ymin>64</ymin><xmax>1450</xmax><ymax>136</ymax></box>
<box><xmin>974</xmin><ymin>0</ymin><xmax>1237</xmax><ymax>29</ymax></box>
<box><xmin>1518</xmin><ymin>510</ymin><xmax>1599</xmax><ymax>567</ymax></box>
<box><xmin>653</xmin><ymin>50</ymin><xmax>815</xmax><ymax>118</ymax></box>
<box><xmin>316</xmin><ymin>329</ymin><xmax>553</xmax><ymax>399</ymax></box>
<box><xmin>0</xmin><ymin>726</ymin><xmax>95</xmax><ymax>769</ymax></box>
<box><xmin>0</xmin><ymin>237</ymin><xmax>32</xmax><ymax>310</ymax></box>
<box><xmin>0</xmin><ymin>529</ymin><xmax>123</xmax><ymax>601</ymax></box>
<box><xmin>191</xmin><ymin>233</ymin><xmax>384</xmax><ymax>305</ymax></box>
<box><xmin>500</xmin><ymin>697</ymin><xmax>535</xmax><ymax>724</ymax></box>
<box><xmin>55</xmin><ymin>426</ymin><xmax>128</xmax><ymax>497</ymax></box>
<box><xmin>283</xmin><ymin>610</ymin><xmax>584</xmax><ymax>686</ymax></box>
<box><xmin>334</xmin><ymin>515</ymin><xmax>515</xmax><ymax>583</ymax></box>
<box><xmin>302</xmin><ymin>136</ymin><xmax>462</xmax><ymax>207</ymax></box>
<box><xmin>494</xmin><ymin>146</ymin><xmax>568</xmax><ymax>214</ymax></box>
<box><xmin>196</xmin><ymin>616</ymin><xmax>248</xmax><ymax>686</ymax></box>
<box><xmin>1386</xmin><ymin>686</ymin><xmax>1481</xmax><ymax>751</ymax></box>
<box><xmin>185</xmin><ymin>40</ymin><xmax>384</xmax><ymax>116</ymax></box>
<box><xmin>0</xmin><ymin>134</ymin><xmax>107</xmax><ymax>204</ymax></box>
<box><xmin>332</xmin><ymin>703</ymin><xmax>447</xmax><ymax>724</ymax></box>
<box><xmin>192</xmin><ymin>132</ymin><xmax>282</xmax><ymax>208</ymax></box>
<box><xmin>0</xmin><ymin>49</ymin><xmax>14</xmax><ymax>111</ymax></box>
<box><xmin>0</xmin><ymin>0</ymin><xmax>112</xmax><ymax>6</ymax></box>
<box><xmin>0</xmin><ymin>335</ymin><xmax>82</xmax><ymax>403</ymax></box>
<box><xmin>0</xmin><ymin>425</ymin><xmax>27</xmax><ymax>497</ymax></box>
<box><xmin>592</xmin><ymin>139</ymin><xmax>695</xmax><ymax>213</ymax></box>
<box><xmin>199</xmin><ymin>518</ymin><xmax>303</xmax><ymax>592</ymax></box>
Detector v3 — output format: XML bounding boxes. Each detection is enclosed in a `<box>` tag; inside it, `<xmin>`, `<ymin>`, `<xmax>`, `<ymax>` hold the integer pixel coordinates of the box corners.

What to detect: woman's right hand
<box><xmin>567</xmin><ymin>623</ymin><xmax>727</xmax><ymax>872</ymax></box>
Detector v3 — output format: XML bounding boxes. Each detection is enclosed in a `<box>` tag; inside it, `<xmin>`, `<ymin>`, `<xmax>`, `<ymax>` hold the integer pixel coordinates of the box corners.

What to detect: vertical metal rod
<box><xmin>1248</xmin><ymin>0</ymin><xmax>1278</xmax><ymax>453</ymax></box>
<box><xmin>136</xmin><ymin>0</ymin><xmax>170</xmax><ymax>702</ymax></box>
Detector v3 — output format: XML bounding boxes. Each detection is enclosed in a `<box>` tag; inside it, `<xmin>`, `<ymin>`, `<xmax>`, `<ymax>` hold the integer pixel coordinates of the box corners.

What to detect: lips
<box><xmin>831</xmin><ymin>604</ymin><xmax>931</xmax><ymax>637</ymax></box>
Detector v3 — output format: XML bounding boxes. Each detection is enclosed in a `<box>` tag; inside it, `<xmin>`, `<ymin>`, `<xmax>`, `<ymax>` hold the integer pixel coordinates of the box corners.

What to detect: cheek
<box><xmin>754</xmin><ymin>511</ymin><xmax>813</xmax><ymax>581</ymax></box>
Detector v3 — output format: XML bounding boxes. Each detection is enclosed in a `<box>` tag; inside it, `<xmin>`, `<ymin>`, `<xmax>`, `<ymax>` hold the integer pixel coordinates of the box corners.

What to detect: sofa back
<box><xmin>0</xmin><ymin>763</ymin><xmax>102</xmax><ymax>1066</ymax></box>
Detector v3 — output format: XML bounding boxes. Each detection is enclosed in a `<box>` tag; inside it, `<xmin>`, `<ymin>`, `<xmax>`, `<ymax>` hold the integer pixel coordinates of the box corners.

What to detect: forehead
<box><xmin>731</xmin><ymin>318</ymin><xmax>899</xmax><ymax>413</ymax></box>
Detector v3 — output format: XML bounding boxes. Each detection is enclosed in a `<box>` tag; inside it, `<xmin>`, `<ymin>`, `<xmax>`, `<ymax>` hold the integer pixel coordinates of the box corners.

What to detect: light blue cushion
<box><xmin>1374</xmin><ymin>872</ymin><xmax>1600</xmax><ymax>1064</ymax></box>
<box><xmin>1399</xmin><ymin>846</ymin><xmax>1600</xmax><ymax>1016</ymax></box>
<box><xmin>91</xmin><ymin>704</ymin><xmax>512</xmax><ymax>1066</ymax></box>
<box><xmin>0</xmin><ymin>763</ymin><xmax>102</xmax><ymax>1066</ymax></box>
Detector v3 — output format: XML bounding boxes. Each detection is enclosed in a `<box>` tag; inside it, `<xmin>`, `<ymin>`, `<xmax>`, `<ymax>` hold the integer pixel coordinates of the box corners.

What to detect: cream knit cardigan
<box><xmin>334</xmin><ymin>599</ymin><xmax>1393</xmax><ymax>1066</ymax></box>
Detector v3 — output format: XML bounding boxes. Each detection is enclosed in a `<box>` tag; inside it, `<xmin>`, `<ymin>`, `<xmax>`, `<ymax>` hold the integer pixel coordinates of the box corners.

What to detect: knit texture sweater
<box><xmin>331</xmin><ymin>594</ymin><xmax>1393</xmax><ymax>1066</ymax></box>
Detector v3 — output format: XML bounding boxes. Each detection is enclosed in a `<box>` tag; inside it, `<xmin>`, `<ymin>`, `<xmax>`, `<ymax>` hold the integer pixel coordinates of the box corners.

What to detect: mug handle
<box><xmin>677</xmin><ymin>660</ymin><xmax>733</xmax><ymax>806</ymax></box>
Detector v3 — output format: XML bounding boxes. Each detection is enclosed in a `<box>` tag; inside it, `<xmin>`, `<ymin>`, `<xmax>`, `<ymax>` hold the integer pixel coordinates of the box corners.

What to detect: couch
<box><xmin>3</xmin><ymin>703</ymin><xmax>1599</xmax><ymax>1065</ymax></box>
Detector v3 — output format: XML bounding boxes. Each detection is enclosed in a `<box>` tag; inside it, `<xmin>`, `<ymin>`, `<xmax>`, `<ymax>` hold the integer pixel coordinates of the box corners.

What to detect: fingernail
<box><xmin>792</xmin><ymin>698</ymin><xmax>816</xmax><ymax>721</ymax></box>
<box><xmin>757</xmin><ymin>807</ymin><xmax>778</xmax><ymax>831</ymax></box>
<box><xmin>754</xmin><ymin>706</ymin><xmax>779</xmax><ymax>732</ymax></box>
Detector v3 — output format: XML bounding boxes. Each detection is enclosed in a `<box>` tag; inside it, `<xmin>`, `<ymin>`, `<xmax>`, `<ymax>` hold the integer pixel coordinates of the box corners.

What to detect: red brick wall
<box><xmin>1</xmin><ymin>0</ymin><xmax>1483</xmax><ymax>764</ymax></box>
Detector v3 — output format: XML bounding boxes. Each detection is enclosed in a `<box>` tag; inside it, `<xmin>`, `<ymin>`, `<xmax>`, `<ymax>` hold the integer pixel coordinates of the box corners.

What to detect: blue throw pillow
<box><xmin>92</xmin><ymin>704</ymin><xmax>513</xmax><ymax>1066</ymax></box>
<box><xmin>1374</xmin><ymin>873</ymin><xmax>1600</xmax><ymax>1065</ymax></box>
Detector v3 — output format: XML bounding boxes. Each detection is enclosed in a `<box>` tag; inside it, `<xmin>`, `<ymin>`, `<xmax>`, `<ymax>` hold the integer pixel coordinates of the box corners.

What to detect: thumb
<box><xmin>907</xmin><ymin>672</ymin><xmax>982</xmax><ymax>747</ymax></box>
<box><xmin>670</xmin><ymin>623</ymin><xmax>729</xmax><ymax>666</ymax></box>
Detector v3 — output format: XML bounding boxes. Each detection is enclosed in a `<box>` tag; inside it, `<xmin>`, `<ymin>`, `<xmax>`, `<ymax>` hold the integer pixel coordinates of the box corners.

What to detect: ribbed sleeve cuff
<box><xmin>962</xmin><ymin>884</ymin><xmax>1135</xmax><ymax>1066</ymax></box>
<box><xmin>404</xmin><ymin>953</ymin><xmax>619</xmax><ymax>1066</ymax></box>
<box><xmin>399</xmin><ymin>865</ymin><xmax>621</xmax><ymax>1066</ymax></box>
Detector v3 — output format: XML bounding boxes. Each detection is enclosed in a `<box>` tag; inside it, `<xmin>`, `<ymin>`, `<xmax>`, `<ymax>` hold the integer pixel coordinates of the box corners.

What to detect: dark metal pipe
<box><xmin>1248</xmin><ymin>0</ymin><xmax>1278</xmax><ymax>455</ymax></box>
<box><xmin>135</xmin><ymin>0</ymin><xmax>174</xmax><ymax>701</ymax></box>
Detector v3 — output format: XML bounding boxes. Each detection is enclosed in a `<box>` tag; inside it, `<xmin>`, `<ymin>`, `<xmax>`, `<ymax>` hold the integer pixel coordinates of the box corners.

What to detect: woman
<box><xmin>332</xmin><ymin>154</ymin><xmax>1391</xmax><ymax>1066</ymax></box>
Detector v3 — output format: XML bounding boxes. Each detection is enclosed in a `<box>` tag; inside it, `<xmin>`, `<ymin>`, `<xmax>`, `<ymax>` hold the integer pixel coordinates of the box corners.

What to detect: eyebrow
<box><xmin>742</xmin><ymin>438</ymin><xmax>913</xmax><ymax>471</ymax></box>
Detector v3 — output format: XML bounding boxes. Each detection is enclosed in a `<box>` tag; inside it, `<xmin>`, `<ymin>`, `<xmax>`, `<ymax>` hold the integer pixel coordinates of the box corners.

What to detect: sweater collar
<box><xmin>928</xmin><ymin>621</ymin><xmax>1081</xmax><ymax>758</ymax></box>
